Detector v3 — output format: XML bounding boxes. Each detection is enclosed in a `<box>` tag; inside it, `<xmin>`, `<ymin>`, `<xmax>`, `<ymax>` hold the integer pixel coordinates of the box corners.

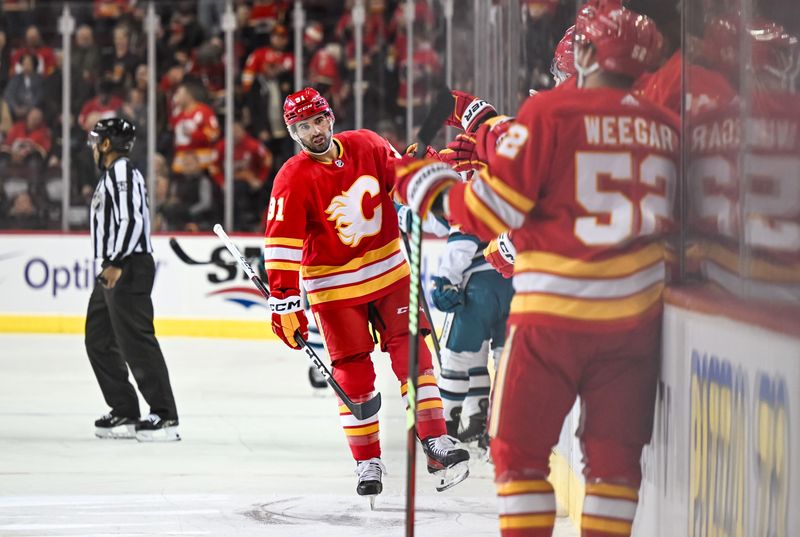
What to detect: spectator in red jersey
<box><xmin>308</xmin><ymin>43</ymin><xmax>344</xmax><ymax>110</ymax></box>
<box><xmin>241</xmin><ymin>24</ymin><xmax>294</xmax><ymax>93</ymax></box>
<box><xmin>387</xmin><ymin>0</ymin><xmax>433</xmax><ymax>67</ymax></box>
<box><xmin>9</xmin><ymin>26</ymin><xmax>57</xmax><ymax>77</ymax></box>
<box><xmin>336</xmin><ymin>0</ymin><xmax>387</xmax><ymax>72</ymax></box>
<box><xmin>101</xmin><ymin>24</ymin><xmax>142</xmax><ymax>90</ymax></box>
<box><xmin>248</xmin><ymin>0</ymin><xmax>289</xmax><ymax>37</ymax></box>
<box><xmin>0</xmin><ymin>107</ymin><xmax>51</xmax><ymax>176</ymax></box>
<box><xmin>3</xmin><ymin>53</ymin><xmax>43</xmax><ymax>120</ymax></box>
<box><xmin>210</xmin><ymin>119</ymin><xmax>273</xmax><ymax>230</ymax></box>
<box><xmin>78</xmin><ymin>80</ymin><xmax>124</xmax><ymax>132</ymax></box>
<box><xmin>242</xmin><ymin>25</ymin><xmax>294</xmax><ymax>169</ymax></box>
<box><xmin>169</xmin><ymin>77</ymin><xmax>220</xmax><ymax>176</ymax></box>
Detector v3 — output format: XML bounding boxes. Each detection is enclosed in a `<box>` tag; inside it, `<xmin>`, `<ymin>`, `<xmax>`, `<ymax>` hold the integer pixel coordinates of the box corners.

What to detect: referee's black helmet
<box><xmin>88</xmin><ymin>117</ymin><xmax>136</xmax><ymax>153</ymax></box>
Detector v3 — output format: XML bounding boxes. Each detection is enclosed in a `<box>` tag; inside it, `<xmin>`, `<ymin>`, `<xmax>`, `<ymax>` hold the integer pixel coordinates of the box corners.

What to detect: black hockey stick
<box><xmin>169</xmin><ymin>237</ymin><xmax>212</xmax><ymax>265</ymax></box>
<box><xmin>213</xmin><ymin>224</ymin><xmax>382</xmax><ymax>421</ymax></box>
<box><xmin>400</xmin><ymin>231</ymin><xmax>441</xmax><ymax>367</ymax></box>
<box><xmin>405</xmin><ymin>87</ymin><xmax>455</xmax><ymax>537</ymax></box>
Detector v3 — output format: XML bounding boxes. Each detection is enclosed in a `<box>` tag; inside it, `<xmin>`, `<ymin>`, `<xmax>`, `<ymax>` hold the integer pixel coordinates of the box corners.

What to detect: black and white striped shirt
<box><xmin>90</xmin><ymin>157</ymin><xmax>152</xmax><ymax>264</ymax></box>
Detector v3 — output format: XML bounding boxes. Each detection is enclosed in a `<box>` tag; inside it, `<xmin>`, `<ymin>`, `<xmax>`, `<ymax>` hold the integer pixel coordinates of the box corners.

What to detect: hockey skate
<box><xmin>355</xmin><ymin>458</ymin><xmax>386</xmax><ymax>510</ymax></box>
<box><xmin>135</xmin><ymin>414</ymin><xmax>181</xmax><ymax>442</ymax></box>
<box><xmin>445</xmin><ymin>407</ymin><xmax>462</xmax><ymax>438</ymax></box>
<box><xmin>94</xmin><ymin>413</ymin><xmax>137</xmax><ymax>439</ymax></box>
<box><xmin>458</xmin><ymin>399</ymin><xmax>488</xmax><ymax>444</ymax></box>
<box><xmin>421</xmin><ymin>435</ymin><xmax>470</xmax><ymax>492</ymax></box>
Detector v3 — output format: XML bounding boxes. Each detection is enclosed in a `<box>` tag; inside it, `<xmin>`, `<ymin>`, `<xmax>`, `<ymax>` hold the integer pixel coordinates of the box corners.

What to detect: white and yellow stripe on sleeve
<box><xmin>264</xmin><ymin>237</ymin><xmax>303</xmax><ymax>271</ymax></box>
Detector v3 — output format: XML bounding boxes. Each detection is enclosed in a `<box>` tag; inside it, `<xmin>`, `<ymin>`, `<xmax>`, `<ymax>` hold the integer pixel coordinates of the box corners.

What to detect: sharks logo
<box><xmin>325</xmin><ymin>175</ymin><xmax>383</xmax><ymax>247</ymax></box>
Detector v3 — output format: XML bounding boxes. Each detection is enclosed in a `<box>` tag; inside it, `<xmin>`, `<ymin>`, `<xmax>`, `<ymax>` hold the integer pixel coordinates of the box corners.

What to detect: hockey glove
<box><xmin>483</xmin><ymin>232</ymin><xmax>516</xmax><ymax>279</ymax></box>
<box><xmin>439</xmin><ymin>133</ymin><xmax>486</xmax><ymax>174</ymax></box>
<box><xmin>446</xmin><ymin>90</ymin><xmax>497</xmax><ymax>134</ymax></box>
<box><xmin>431</xmin><ymin>276</ymin><xmax>464</xmax><ymax>312</ymax></box>
<box><xmin>404</xmin><ymin>142</ymin><xmax>442</xmax><ymax>160</ymax></box>
<box><xmin>268</xmin><ymin>290</ymin><xmax>308</xmax><ymax>350</ymax></box>
<box><xmin>393</xmin><ymin>155</ymin><xmax>460</xmax><ymax>218</ymax></box>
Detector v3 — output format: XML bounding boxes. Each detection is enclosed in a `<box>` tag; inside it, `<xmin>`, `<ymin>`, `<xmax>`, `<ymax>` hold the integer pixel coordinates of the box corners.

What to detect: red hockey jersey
<box><xmin>241</xmin><ymin>47</ymin><xmax>295</xmax><ymax>92</ymax></box>
<box><xmin>264</xmin><ymin>130</ymin><xmax>408</xmax><ymax>310</ymax></box>
<box><xmin>446</xmin><ymin>85</ymin><xmax>680</xmax><ymax>331</ymax></box>
<box><xmin>635</xmin><ymin>51</ymin><xmax>735</xmax><ymax>116</ymax></box>
<box><xmin>689</xmin><ymin>90</ymin><xmax>800</xmax><ymax>301</ymax></box>
<box><xmin>170</xmin><ymin>102</ymin><xmax>220</xmax><ymax>174</ymax></box>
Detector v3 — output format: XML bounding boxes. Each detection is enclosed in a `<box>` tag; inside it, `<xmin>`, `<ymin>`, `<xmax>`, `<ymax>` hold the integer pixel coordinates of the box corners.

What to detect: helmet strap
<box><xmin>576</xmin><ymin>61</ymin><xmax>599</xmax><ymax>88</ymax></box>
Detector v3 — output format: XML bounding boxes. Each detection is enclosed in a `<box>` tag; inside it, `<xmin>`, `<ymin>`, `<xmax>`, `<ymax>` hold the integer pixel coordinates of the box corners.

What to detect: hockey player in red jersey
<box><xmin>263</xmin><ymin>88</ymin><xmax>469</xmax><ymax>502</ymax></box>
<box><xmin>395</xmin><ymin>2</ymin><xmax>678</xmax><ymax>535</ymax></box>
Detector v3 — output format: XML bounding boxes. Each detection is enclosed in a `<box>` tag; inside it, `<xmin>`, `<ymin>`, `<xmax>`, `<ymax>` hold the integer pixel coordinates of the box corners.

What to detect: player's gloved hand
<box><xmin>431</xmin><ymin>276</ymin><xmax>464</xmax><ymax>312</ymax></box>
<box><xmin>404</xmin><ymin>142</ymin><xmax>442</xmax><ymax>160</ymax></box>
<box><xmin>439</xmin><ymin>133</ymin><xmax>486</xmax><ymax>173</ymax></box>
<box><xmin>446</xmin><ymin>90</ymin><xmax>497</xmax><ymax>133</ymax></box>
<box><xmin>268</xmin><ymin>289</ymin><xmax>308</xmax><ymax>350</ymax></box>
<box><xmin>393</xmin><ymin>154</ymin><xmax>460</xmax><ymax>218</ymax></box>
<box><xmin>483</xmin><ymin>232</ymin><xmax>516</xmax><ymax>279</ymax></box>
<box><xmin>474</xmin><ymin>116</ymin><xmax>514</xmax><ymax>164</ymax></box>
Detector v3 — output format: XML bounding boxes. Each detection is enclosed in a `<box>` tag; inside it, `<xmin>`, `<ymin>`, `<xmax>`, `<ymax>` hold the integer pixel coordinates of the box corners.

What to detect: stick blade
<box><xmin>349</xmin><ymin>391</ymin><xmax>382</xmax><ymax>421</ymax></box>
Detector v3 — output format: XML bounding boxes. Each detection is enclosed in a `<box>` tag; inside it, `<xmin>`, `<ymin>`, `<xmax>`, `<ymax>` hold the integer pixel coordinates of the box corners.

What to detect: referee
<box><xmin>86</xmin><ymin>117</ymin><xmax>180</xmax><ymax>442</ymax></box>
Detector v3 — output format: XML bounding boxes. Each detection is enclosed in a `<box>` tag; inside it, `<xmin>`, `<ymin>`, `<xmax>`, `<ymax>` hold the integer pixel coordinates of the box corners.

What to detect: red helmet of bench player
<box><xmin>551</xmin><ymin>25</ymin><xmax>577</xmax><ymax>84</ymax></box>
<box><xmin>283</xmin><ymin>87</ymin><xmax>334</xmax><ymax>127</ymax></box>
<box><xmin>574</xmin><ymin>0</ymin><xmax>663</xmax><ymax>79</ymax></box>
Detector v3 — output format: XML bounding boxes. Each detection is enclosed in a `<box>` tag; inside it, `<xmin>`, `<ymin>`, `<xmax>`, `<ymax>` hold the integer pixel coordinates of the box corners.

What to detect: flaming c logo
<box><xmin>325</xmin><ymin>175</ymin><xmax>382</xmax><ymax>247</ymax></box>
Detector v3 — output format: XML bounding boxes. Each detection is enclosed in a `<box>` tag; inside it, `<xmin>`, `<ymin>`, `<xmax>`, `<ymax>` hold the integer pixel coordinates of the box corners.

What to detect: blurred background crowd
<box><xmin>0</xmin><ymin>0</ymin><xmax>576</xmax><ymax>232</ymax></box>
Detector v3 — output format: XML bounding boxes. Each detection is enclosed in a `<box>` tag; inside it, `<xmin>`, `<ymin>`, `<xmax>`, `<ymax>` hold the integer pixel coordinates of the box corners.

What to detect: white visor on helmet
<box><xmin>87</xmin><ymin>131</ymin><xmax>102</xmax><ymax>147</ymax></box>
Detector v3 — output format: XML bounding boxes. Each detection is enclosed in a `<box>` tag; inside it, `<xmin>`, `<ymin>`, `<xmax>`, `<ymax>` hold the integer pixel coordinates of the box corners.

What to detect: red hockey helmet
<box><xmin>700</xmin><ymin>13</ymin><xmax>741</xmax><ymax>79</ymax></box>
<box><xmin>574</xmin><ymin>0</ymin><xmax>664</xmax><ymax>79</ymax></box>
<box><xmin>283</xmin><ymin>87</ymin><xmax>334</xmax><ymax>127</ymax></box>
<box><xmin>748</xmin><ymin>20</ymin><xmax>800</xmax><ymax>87</ymax></box>
<box><xmin>551</xmin><ymin>25</ymin><xmax>577</xmax><ymax>84</ymax></box>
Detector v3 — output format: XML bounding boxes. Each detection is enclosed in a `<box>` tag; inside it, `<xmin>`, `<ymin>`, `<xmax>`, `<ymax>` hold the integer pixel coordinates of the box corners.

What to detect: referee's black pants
<box><xmin>85</xmin><ymin>254</ymin><xmax>178</xmax><ymax>420</ymax></box>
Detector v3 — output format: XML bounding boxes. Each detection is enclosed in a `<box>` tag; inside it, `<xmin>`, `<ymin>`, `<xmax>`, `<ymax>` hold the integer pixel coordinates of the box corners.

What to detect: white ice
<box><xmin>0</xmin><ymin>334</ymin><xmax>578</xmax><ymax>536</ymax></box>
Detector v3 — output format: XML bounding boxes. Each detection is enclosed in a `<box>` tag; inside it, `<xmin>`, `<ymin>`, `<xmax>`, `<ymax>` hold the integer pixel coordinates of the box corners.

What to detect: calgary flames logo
<box><xmin>325</xmin><ymin>175</ymin><xmax>383</xmax><ymax>247</ymax></box>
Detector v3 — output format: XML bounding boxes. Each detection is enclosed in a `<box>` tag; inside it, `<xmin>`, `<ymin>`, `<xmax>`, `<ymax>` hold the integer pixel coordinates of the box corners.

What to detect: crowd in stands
<box><xmin>0</xmin><ymin>0</ymin><xmax>573</xmax><ymax>232</ymax></box>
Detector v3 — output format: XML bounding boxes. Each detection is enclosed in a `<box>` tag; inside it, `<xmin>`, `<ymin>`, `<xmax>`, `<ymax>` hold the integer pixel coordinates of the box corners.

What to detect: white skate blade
<box><xmin>95</xmin><ymin>424</ymin><xmax>135</xmax><ymax>439</ymax></box>
<box><xmin>433</xmin><ymin>461</ymin><xmax>470</xmax><ymax>492</ymax></box>
<box><xmin>135</xmin><ymin>426</ymin><xmax>181</xmax><ymax>442</ymax></box>
<box><xmin>368</xmin><ymin>495</ymin><xmax>376</xmax><ymax>510</ymax></box>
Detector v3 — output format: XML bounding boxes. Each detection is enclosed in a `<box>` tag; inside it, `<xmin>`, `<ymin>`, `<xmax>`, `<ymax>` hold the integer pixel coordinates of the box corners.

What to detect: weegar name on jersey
<box><xmin>584</xmin><ymin>115</ymin><xmax>677</xmax><ymax>152</ymax></box>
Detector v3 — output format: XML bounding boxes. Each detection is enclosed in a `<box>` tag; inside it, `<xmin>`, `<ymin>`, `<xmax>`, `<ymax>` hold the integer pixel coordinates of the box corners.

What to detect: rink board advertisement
<box><xmin>634</xmin><ymin>293</ymin><xmax>799</xmax><ymax>537</ymax></box>
<box><xmin>0</xmin><ymin>232</ymin><xmax>446</xmax><ymax>338</ymax></box>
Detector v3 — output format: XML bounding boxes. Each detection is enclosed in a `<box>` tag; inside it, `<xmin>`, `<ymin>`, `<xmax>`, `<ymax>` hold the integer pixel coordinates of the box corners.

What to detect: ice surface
<box><xmin>0</xmin><ymin>334</ymin><xmax>578</xmax><ymax>536</ymax></box>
